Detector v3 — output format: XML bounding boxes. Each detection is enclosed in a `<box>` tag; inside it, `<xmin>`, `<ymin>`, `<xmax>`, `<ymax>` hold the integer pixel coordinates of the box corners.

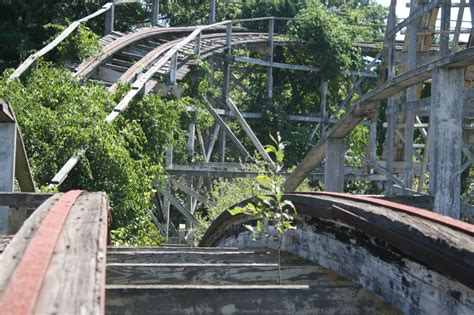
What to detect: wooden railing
<box><xmin>9</xmin><ymin>3</ymin><xmax>115</xmax><ymax>80</ymax></box>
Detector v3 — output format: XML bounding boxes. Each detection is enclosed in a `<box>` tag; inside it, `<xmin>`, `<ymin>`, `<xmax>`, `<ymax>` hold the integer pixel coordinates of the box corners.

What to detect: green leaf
<box><xmin>228</xmin><ymin>207</ymin><xmax>245</xmax><ymax>216</ymax></box>
<box><xmin>255</xmin><ymin>174</ymin><xmax>272</xmax><ymax>188</ymax></box>
<box><xmin>256</xmin><ymin>220</ymin><xmax>264</xmax><ymax>233</ymax></box>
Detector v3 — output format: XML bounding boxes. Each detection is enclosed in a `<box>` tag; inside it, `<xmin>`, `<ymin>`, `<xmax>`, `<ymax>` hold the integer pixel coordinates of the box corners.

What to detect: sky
<box><xmin>374</xmin><ymin>0</ymin><xmax>472</xmax><ymax>41</ymax></box>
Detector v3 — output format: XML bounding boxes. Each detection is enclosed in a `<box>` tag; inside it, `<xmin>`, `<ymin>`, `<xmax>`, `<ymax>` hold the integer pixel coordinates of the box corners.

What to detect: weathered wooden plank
<box><xmin>9</xmin><ymin>3</ymin><xmax>113</xmax><ymax>79</ymax></box>
<box><xmin>0</xmin><ymin>116</ymin><xmax>16</xmax><ymax>234</ymax></box>
<box><xmin>0</xmin><ymin>195</ymin><xmax>62</xmax><ymax>296</ymax></box>
<box><xmin>106</xmin><ymin>284</ymin><xmax>399</xmax><ymax>314</ymax></box>
<box><xmin>33</xmin><ymin>192</ymin><xmax>108</xmax><ymax>314</ymax></box>
<box><xmin>324</xmin><ymin>138</ymin><xmax>345</xmax><ymax>192</ymax></box>
<box><xmin>0</xmin><ymin>193</ymin><xmax>52</xmax><ymax>208</ymax></box>
<box><xmin>14</xmin><ymin>126</ymin><xmax>35</xmax><ymax>192</ymax></box>
<box><xmin>106</xmin><ymin>264</ymin><xmax>347</xmax><ymax>286</ymax></box>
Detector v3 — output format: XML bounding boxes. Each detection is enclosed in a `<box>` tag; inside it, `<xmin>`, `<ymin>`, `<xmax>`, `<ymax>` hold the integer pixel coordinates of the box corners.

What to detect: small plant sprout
<box><xmin>228</xmin><ymin>132</ymin><xmax>297</xmax><ymax>284</ymax></box>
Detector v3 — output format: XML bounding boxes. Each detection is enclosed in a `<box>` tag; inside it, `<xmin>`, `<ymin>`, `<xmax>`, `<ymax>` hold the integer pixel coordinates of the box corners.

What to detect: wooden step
<box><xmin>106</xmin><ymin>263</ymin><xmax>349</xmax><ymax>286</ymax></box>
<box><xmin>106</xmin><ymin>249</ymin><xmax>292</xmax><ymax>264</ymax></box>
<box><xmin>105</xmin><ymin>284</ymin><xmax>399</xmax><ymax>314</ymax></box>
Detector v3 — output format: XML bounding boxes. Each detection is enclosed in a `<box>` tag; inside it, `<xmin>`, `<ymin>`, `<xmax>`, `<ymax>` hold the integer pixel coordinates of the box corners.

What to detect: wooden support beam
<box><xmin>105</xmin><ymin>2</ymin><xmax>115</xmax><ymax>35</ymax></box>
<box><xmin>384</xmin><ymin>0</ymin><xmax>397</xmax><ymax>191</ymax></box>
<box><xmin>166</xmin><ymin>164</ymin><xmax>387</xmax><ymax>181</ymax></box>
<box><xmin>233</xmin><ymin>56</ymin><xmax>320</xmax><ymax>73</ymax></box>
<box><xmin>0</xmin><ymin>101</ymin><xmax>16</xmax><ymax>235</ymax></box>
<box><xmin>169</xmin><ymin>52</ymin><xmax>177</xmax><ymax>85</ymax></box>
<box><xmin>452</xmin><ymin>0</ymin><xmax>465</xmax><ymax>52</ymax></box>
<box><xmin>206</xmin><ymin>124</ymin><xmax>220</xmax><ymax>162</ymax></box>
<box><xmin>152</xmin><ymin>0</ymin><xmax>160</xmax><ymax>26</ymax></box>
<box><xmin>225</xmin><ymin>97</ymin><xmax>273</xmax><ymax>164</ymax></box>
<box><xmin>368</xmin><ymin>116</ymin><xmax>377</xmax><ymax>162</ymax></box>
<box><xmin>220</xmin><ymin>127</ymin><xmax>226</xmax><ymax>162</ymax></box>
<box><xmin>266</xmin><ymin>18</ymin><xmax>275</xmax><ymax>98</ymax></box>
<box><xmin>324</xmin><ymin>138</ymin><xmax>346</xmax><ymax>192</ymax></box>
<box><xmin>202</xmin><ymin>97</ymin><xmax>250</xmax><ymax>159</ymax></box>
<box><xmin>166</xmin><ymin>142</ymin><xmax>173</xmax><ymax>168</ymax></box>
<box><xmin>196</xmin><ymin>127</ymin><xmax>207</xmax><ymax>159</ymax></box>
<box><xmin>440</xmin><ymin>0</ymin><xmax>451</xmax><ymax>56</ymax></box>
<box><xmin>404</xmin><ymin>0</ymin><xmax>418</xmax><ymax>189</ymax></box>
<box><xmin>221</xmin><ymin>23</ymin><xmax>233</xmax><ymax>99</ymax></box>
<box><xmin>209</xmin><ymin>0</ymin><xmax>217</xmax><ymax>24</ymax></box>
<box><xmin>187</xmin><ymin>123</ymin><xmax>195</xmax><ymax>161</ymax></box>
<box><xmin>170</xmin><ymin>178</ymin><xmax>212</xmax><ymax>207</ymax></box>
<box><xmin>159</xmin><ymin>190</ymin><xmax>200</xmax><ymax>225</ymax></box>
<box><xmin>429</xmin><ymin>66</ymin><xmax>464</xmax><ymax>218</ymax></box>
<box><xmin>320</xmin><ymin>81</ymin><xmax>328</xmax><ymax>137</ymax></box>
<box><xmin>194</xmin><ymin>32</ymin><xmax>202</xmax><ymax>56</ymax></box>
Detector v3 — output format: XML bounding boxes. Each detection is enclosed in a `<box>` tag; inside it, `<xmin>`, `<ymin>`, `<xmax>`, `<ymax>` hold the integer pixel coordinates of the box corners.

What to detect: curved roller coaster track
<box><xmin>0</xmin><ymin>0</ymin><xmax>473</xmax><ymax>314</ymax></box>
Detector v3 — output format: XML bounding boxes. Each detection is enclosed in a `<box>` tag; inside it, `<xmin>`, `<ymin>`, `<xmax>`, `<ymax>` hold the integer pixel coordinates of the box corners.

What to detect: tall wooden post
<box><xmin>266</xmin><ymin>18</ymin><xmax>275</xmax><ymax>98</ymax></box>
<box><xmin>194</xmin><ymin>32</ymin><xmax>202</xmax><ymax>56</ymax></box>
<box><xmin>222</xmin><ymin>22</ymin><xmax>232</xmax><ymax>100</ymax></box>
<box><xmin>209</xmin><ymin>0</ymin><xmax>216</xmax><ymax>24</ymax></box>
<box><xmin>385</xmin><ymin>0</ymin><xmax>397</xmax><ymax>192</ymax></box>
<box><xmin>404</xmin><ymin>0</ymin><xmax>418</xmax><ymax>189</ymax></box>
<box><xmin>0</xmin><ymin>101</ymin><xmax>16</xmax><ymax>234</ymax></box>
<box><xmin>220</xmin><ymin>129</ymin><xmax>226</xmax><ymax>163</ymax></box>
<box><xmin>440</xmin><ymin>0</ymin><xmax>451</xmax><ymax>56</ymax></box>
<box><xmin>152</xmin><ymin>0</ymin><xmax>160</xmax><ymax>27</ymax></box>
<box><xmin>104</xmin><ymin>3</ymin><xmax>115</xmax><ymax>35</ymax></box>
<box><xmin>169</xmin><ymin>52</ymin><xmax>177</xmax><ymax>85</ymax></box>
<box><xmin>429</xmin><ymin>67</ymin><xmax>464</xmax><ymax>218</ymax></box>
<box><xmin>320</xmin><ymin>81</ymin><xmax>328</xmax><ymax>136</ymax></box>
<box><xmin>324</xmin><ymin>138</ymin><xmax>345</xmax><ymax>192</ymax></box>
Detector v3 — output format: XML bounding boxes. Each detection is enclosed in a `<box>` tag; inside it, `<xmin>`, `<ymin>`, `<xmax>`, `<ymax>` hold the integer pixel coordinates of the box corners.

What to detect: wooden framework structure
<box><xmin>0</xmin><ymin>0</ymin><xmax>473</xmax><ymax>243</ymax></box>
<box><xmin>0</xmin><ymin>2</ymin><xmax>473</xmax><ymax>314</ymax></box>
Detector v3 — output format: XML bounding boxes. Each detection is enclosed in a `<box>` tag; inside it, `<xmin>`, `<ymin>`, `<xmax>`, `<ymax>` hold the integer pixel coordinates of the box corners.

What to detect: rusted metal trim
<box><xmin>0</xmin><ymin>190</ymin><xmax>83</xmax><ymax>315</ymax></box>
<box><xmin>308</xmin><ymin>192</ymin><xmax>474</xmax><ymax>236</ymax></box>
